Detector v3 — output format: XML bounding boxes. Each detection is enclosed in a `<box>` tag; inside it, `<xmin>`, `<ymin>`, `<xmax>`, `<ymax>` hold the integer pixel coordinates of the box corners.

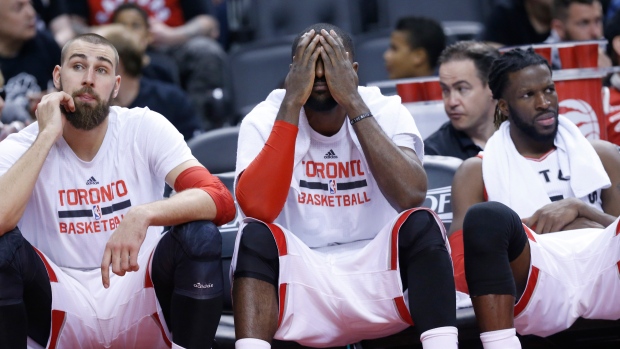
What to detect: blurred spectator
<box><xmin>547</xmin><ymin>0</ymin><xmax>604</xmax><ymax>41</ymax></box>
<box><xmin>424</xmin><ymin>41</ymin><xmax>499</xmax><ymax>160</ymax></box>
<box><xmin>604</xmin><ymin>9</ymin><xmax>620</xmax><ymax>145</ymax></box>
<box><xmin>0</xmin><ymin>70</ymin><xmax>25</xmax><ymax>142</ymax></box>
<box><xmin>69</xmin><ymin>0</ymin><xmax>230</xmax><ymax>130</ymax></box>
<box><xmin>0</xmin><ymin>0</ymin><xmax>60</xmax><ymax>125</ymax></box>
<box><xmin>96</xmin><ymin>25</ymin><xmax>203</xmax><ymax>141</ymax></box>
<box><xmin>482</xmin><ymin>0</ymin><xmax>553</xmax><ymax>47</ymax></box>
<box><xmin>384</xmin><ymin>16</ymin><xmax>446</xmax><ymax>79</ymax></box>
<box><xmin>545</xmin><ymin>0</ymin><xmax>611</xmax><ymax>68</ymax></box>
<box><xmin>110</xmin><ymin>3</ymin><xmax>180</xmax><ymax>85</ymax></box>
<box><xmin>32</xmin><ymin>0</ymin><xmax>75</xmax><ymax>46</ymax></box>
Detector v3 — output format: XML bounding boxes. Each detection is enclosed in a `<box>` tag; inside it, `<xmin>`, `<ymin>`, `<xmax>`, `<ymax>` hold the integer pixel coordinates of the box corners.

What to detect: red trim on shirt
<box><xmin>32</xmin><ymin>247</ymin><xmax>58</xmax><ymax>283</ymax></box>
<box><xmin>48</xmin><ymin>310</ymin><xmax>66</xmax><ymax>349</ymax></box>
<box><xmin>523</xmin><ymin>148</ymin><xmax>556</xmax><ymax>162</ymax></box>
<box><xmin>278</xmin><ymin>283</ymin><xmax>288</xmax><ymax>327</ymax></box>
<box><xmin>514</xmin><ymin>266</ymin><xmax>540</xmax><ymax>317</ymax></box>
<box><xmin>394</xmin><ymin>296</ymin><xmax>414</xmax><ymax>326</ymax></box>
<box><xmin>151</xmin><ymin>312</ymin><xmax>173</xmax><ymax>347</ymax></box>
<box><xmin>616</xmin><ymin>222</ymin><xmax>620</xmax><ymax>236</ymax></box>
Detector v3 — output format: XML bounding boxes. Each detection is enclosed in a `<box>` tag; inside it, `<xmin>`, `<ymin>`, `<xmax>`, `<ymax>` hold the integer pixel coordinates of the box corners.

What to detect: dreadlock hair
<box><xmin>488</xmin><ymin>47</ymin><xmax>551</xmax><ymax>128</ymax></box>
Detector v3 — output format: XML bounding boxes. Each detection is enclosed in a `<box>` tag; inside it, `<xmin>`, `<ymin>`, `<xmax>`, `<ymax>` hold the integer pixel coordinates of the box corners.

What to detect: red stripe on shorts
<box><xmin>616</xmin><ymin>222</ymin><xmax>620</xmax><ymax>236</ymax></box>
<box><xmin>267</xmin><ymin>223</ymin><xmax>288</xmax><ymax>256</ymax></box>
<box><xmin>390</xmin><ymin>209</ymin><xmax>419</xmax><ymax>270</ymax></box>
<box><xmin>48</xmin><ymin>310</ymin><xmax>66</xmax><ymax>349</ymax></box>
<box><xmin>523</xmin><ymin>224</ymin><xmax>537</xmax><ymax>242</ymax></box>
<box><xmin>144</xmin><ymin>250</ymin><xmax>155</xmax><ymax>288</ymax></box>
<box><xmin>394</xmin><ymin>296</ymin><xmax>414</xmax><ymax>326</ymax></box>
<box><xmin>278</xmin><ymin>283</ymin><xmax>288</xmax><ymax>327</ymax></box>
<box><xmin>32</xmin><ymin>247</ymin><xmax>58</xmax><ymax>283</ymax></box>
<box><xmin>151</xmin><ymin>312</ymin><xmax>172</xmax><ymax>347</ymax></box>
<box><xmin>514</xmin><ymin>266</ymin><xmax>540</xmax><ymax>317</ymax></box>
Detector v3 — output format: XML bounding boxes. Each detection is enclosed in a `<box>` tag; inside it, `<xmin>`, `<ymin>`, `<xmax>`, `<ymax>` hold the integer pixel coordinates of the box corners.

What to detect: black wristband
<box><xmin>350</xmin><ymin>112</ymin><xmax>373</xmax><ymax>125</ymax></box>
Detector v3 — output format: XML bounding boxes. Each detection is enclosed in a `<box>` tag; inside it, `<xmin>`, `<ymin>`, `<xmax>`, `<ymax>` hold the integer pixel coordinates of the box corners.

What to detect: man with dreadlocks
<box><xmin>448</xmin><ymin>48</ymin><xmax>620</xmax><ymax>348</ymax></box>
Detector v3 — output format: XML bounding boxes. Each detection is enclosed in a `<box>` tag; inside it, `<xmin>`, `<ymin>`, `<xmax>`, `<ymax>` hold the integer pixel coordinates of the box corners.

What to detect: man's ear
<box><xmin>498</xmin><ymin>98</ymin><xmax>509</xmax><ymax>117</ymax></box>
<box><xmin>411</xmin><ymin>47</ymin><xmax>428</xmax><ymax>66</ymax></box>
<box><xmin>52</xmin><ymin>65</ymin><xmax>62</xmax><ymax>90</ymax></box>
<box><xmin>612</xmin><ymin>36</ymin><xmax>620</xmax><ymax>57</ymax></box>
<box><xmin>112</xmin><ymin>75</ymin><xmax>121</xmax><ymax>98</ymax></box>
<box><xmin>352</xmin><ymin>61</ymin><xmax>359</xmax><ymax>73</ymax></box>
<box><xmin>551</xmin><ymin>19</ymin><xmax>566</xmax><ymax>40</ymax></box>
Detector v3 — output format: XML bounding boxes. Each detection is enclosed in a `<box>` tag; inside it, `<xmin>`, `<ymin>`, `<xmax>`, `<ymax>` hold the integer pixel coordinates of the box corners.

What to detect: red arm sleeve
<box><xmin>174</xmin><ymin>166</ymin><xmax>236</xmax><ymax>226</ymax></box>
<box><xmin>236</xmin><ymin>121</ymin><xmax>298</xmax><ymax>223</ymax></box>
<box><xmin>449</xmin><ymin>229</ymin><xmax>469</xmax><ymax>294</ymax></box>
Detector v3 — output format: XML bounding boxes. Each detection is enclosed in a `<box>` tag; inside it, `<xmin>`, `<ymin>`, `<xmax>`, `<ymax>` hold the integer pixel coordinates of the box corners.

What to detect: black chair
<box><xmin>248</xmin><ymin>0</ymin><xmax>362</xmax><ymax>41</ymax></box>
<box><xmin>420</xmin><ymin>155</ymin><xmax>463</xmax><ymax>232</ymax></box>
<box><xmin>355</xmin><ymin>29</ymin><xmax>391</xmax><ymax>86</ymax></box>
<box><xmin>378</xmin><ymin>0</ymin><xmax>488</xmax><ymax>27</ymax></box>
<box><xmin>229</xmin><ymin>39</ymin><xmax>293</xmax><ymax>121</ymax></box>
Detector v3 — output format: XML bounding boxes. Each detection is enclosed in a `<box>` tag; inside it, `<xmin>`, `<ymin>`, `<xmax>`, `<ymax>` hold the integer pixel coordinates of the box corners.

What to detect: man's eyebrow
<box><xmin>68</xmin><ymin>53</ymin><xmax>87</xmax><ymax>61</ymax></box>
<box><xmin>68</xmin><ymin>53</ymin><xmax>113</xmax><ymax>67</ymax></box>
<box><xmin>96</xmin><ymin>56</ymin><xmax>114</xmax><ymax>67</ymax></box>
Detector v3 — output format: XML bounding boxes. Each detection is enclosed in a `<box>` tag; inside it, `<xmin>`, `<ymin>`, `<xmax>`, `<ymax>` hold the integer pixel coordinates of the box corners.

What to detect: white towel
<box><xmin>482</xmin><ymin>115</ymin><xmax>610</xmax><ymax>218</ymax></box>
<box><xmin>235</xmin><ymin>86</ymin><xmax>424</xmax><ymax>191</ymax></box>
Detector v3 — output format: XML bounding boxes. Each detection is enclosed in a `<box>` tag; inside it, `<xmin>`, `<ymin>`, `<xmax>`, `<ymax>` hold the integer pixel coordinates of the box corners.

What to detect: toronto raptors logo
<box><xmin>559</xmin><ymin>99</ymin><xmax>600</xmax><ymax>140</ymax></box>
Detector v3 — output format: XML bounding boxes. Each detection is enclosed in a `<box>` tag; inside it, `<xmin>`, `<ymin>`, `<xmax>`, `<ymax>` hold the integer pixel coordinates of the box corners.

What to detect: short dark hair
<box><xmin>291</xmin><ymin>23</ymin><xmax>354</xmax><ymax>60</ymax></box>
<box><xmin>605</xmin><ymin>9</ymin><xmax>620</xmax><ymax>64</ymax></box>
<box><xmin>488</xmin><ymin>48</ymin><xmax>551</xmax><ymax>127</ymax></box>
<box><xmin>61</xmin><ymin>33</ymin><xmax>119</xmax><ymax>70</ymax></box>
<box><xmin>552</xmin><ymin>0</ymin><xmax>598</xmax><ymax>20</ymax></box>
<box><xmin>437</xmin><ymin>41</ymin><xmax>499</xmax><ymax>85</ymax></box>
<box><xmin>111</xmin><ymin>3</ymin><xmax>150</xmax><ymax>28</ymax></box>
<box><xmin>395</xmin><ymin>16</ymin><xmax>446</xmax><ymax>70</ymax></box>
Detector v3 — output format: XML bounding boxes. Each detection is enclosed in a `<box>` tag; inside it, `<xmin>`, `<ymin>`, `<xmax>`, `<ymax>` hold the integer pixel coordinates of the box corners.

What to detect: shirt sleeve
<box><xmin>137</xmin><ymin>109</ymin><xmax>196</xmax><ymax>181</ymax></box>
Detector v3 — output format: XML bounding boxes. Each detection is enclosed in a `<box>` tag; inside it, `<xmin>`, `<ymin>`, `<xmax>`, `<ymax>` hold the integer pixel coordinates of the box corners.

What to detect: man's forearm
<box><xmin>132</xmin><ymin>188</ymin><xmax>218</xmax><ymax>229</ymax></box>
<box><xmin>0</xmin><ymin>132</ymin><xmax>56</xmax><ymax>234</ymax></box>
<box><xmin>353</xmin><ymin>117</ymin><xmax>427</xmax><ymax>211</ymax></box>
<box><xmin>579</xmin><ymin>203</ymin><xmax>616</xmax><ymax>228</ymax></box>
<box><xmin>176</xmin><ymin>15</ymin><xmax>219</xmax><ymax>43</ymax></box>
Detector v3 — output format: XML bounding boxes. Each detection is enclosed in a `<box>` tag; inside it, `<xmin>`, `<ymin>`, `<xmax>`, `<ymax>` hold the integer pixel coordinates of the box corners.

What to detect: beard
<box><xmin>60</xmin><ymin>84</ymin><xmax>111</xmax><ymax>131</ymax></box>
<box><xmin>509</xmin><ymin>105</ymin><xmax>558</xmax><ymax>142</ymax></box>
<box><xmin>305</xmin><ymin>93</ymin><xmax>338</xmax><ymax>112</ymax></box>
<box><xmin>304</xmin><ymin>78</ymin><xmax>338</xmax><ymax>112</ymax></box>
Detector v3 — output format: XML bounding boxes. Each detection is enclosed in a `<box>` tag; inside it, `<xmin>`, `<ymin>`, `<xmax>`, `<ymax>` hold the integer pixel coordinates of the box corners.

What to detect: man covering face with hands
<box><xmin>231</xmin><ymin>23</ymin><xmax>459</xmax><ymax>349</ymax></box>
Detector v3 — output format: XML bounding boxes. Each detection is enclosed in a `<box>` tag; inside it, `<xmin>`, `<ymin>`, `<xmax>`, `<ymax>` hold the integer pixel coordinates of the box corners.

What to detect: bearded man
<box><xmin>230</xmin><ymin>23</ymin><xmax>458</xmax><ymax>349</ymax></box>
<box><xmin>0</xmin><ymin>33</ymin><xmax>236</xmax><ymax>349</ymax></box>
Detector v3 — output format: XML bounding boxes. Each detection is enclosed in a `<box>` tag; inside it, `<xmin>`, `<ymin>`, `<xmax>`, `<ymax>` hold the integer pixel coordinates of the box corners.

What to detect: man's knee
<box><xmin>463</xmin><ymin>202</ymin><xmax>527</xmax><ymax>296</ymax></box>
<box><xmin>463</xmin><ymin>202</ymin><xmax>525</xmax><ymax>262</ymax></box>
<box><xmin>234</xmin><ymin>222</ymin><xmax>279</xmax><ymax>286</ymax></box>
<box><xmin>171</xmin><ymin>220</ymin><xmax>222</xmax><ymax>261</ymax></box>
<box><xmin>399</xmin><ymin>209</ymin><xmax>446</xmax><ymax>258</ymax></box>
<box><xmin>164</xmin><ymin>221</ymin><xmax>224</xmax><ymax>298</ymax></box>
<box><xmin>0</xmin><ymin>228</ymin><xmax>25</xmax><ymax>271</ymax></box>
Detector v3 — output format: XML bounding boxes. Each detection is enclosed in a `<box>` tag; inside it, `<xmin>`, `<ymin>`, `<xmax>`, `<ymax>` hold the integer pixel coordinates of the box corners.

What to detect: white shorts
<box><xmin>231</xmin><ymin>208</ymin><xmax>449</xmax><ymax>347</ymax></box>
<box><xmin>28</xmin><ymin>234</ymin><xmax>172</xmax><ymax>349</ymax></box>
<box><xmin>514</xmin><ymin>220</ymin><xmax>620</xmax><ymax>337</ymax></box>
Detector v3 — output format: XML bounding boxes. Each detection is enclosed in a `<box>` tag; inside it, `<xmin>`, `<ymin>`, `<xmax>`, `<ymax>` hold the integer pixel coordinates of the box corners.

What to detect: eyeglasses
<box><xmin>0</xmin><ymin>88</ymin><xmax>5</xmax><ymax>100</ymax></box>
